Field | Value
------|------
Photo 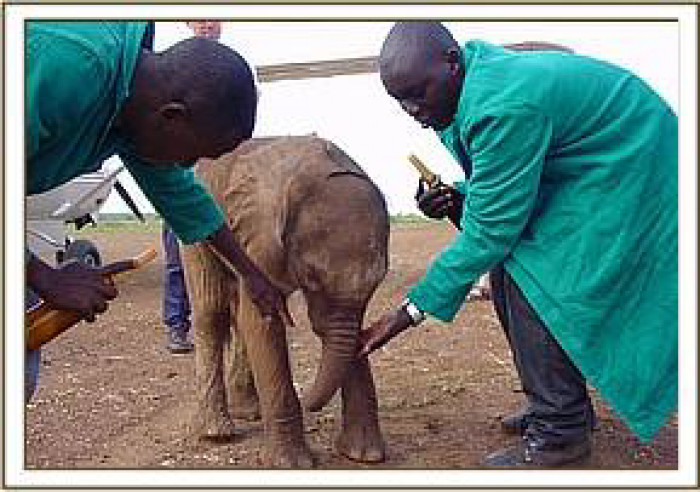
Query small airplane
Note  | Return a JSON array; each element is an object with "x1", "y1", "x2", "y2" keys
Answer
[{"x1": 26, "y1": 164, "x2": 144, "y2": 266}]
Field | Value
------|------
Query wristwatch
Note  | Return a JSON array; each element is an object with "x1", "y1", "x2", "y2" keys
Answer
[{"x1": 401, "y1": 299, "x2": 426, "y2": 326}]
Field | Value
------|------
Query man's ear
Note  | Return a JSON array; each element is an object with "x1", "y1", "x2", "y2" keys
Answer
[{"x1": 158, "y1": 102, "x2": 188, "y2": 121}]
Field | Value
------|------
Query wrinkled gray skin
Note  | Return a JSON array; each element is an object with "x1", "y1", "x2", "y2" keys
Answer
[{"x1": 183, "y1": 136, "x2": 389, "y2": 467}]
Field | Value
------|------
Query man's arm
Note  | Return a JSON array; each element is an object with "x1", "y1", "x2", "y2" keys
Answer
[
  {"x1": 408, "y1": 106, "x2": 552, "y2": 322},
  {"x1": 205, "y1": 224, "x2": 293, "y2": 325},
  {"x1": 359, "y1": 106, "x2": 553, "y2": 356}
]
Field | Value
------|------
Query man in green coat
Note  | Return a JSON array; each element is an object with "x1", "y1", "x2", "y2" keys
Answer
[
  {"x1": 359, "y1": 22, "x2": 677, "y2": 467},
  {"x1": 25, "y1": 22, "x2": 291, "y2": 401}
]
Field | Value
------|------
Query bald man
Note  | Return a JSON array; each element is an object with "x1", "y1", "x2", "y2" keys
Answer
[
  {"x1": 359, "y1": 22, "x2": 677, "y2": 467},
  {"x1": 26, "y1": 21, "x2": 290, "y2": 400}
]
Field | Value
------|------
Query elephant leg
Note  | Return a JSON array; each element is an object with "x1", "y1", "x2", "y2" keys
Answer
[
  {"x1": 304, "y1": 295, "x2": 385, "y2": 462},
  {"x1": 238, "y1": 288, "x2": 314, "y2": 468},
  {"x1": 335, "y1": 354, "x2": 386, "y2": 463},
  {"x1": 183, "y1": 246, "x2": 236, "y2": 439},
  {"x1": 224, "y1": 284, "x2": 261, "y2": 421}
]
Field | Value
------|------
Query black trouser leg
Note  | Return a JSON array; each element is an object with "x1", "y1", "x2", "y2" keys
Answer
[
  {"x1": 493, "y1": 267, "x2": 592, "y2": 445},
  {"x1": 490, "y1": 264, "x2": 532, "y2": 433},
  {"x1": 489, "y1": 264, "x2": 510, "y2": 341}
]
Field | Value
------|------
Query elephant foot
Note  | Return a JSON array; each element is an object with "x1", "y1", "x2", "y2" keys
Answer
[
  {"x1": 263, "y1": 440, "x2": 316, "y2": 468},
  {"x1": 335, "y1": 425, "x2": 386, "y2": 463},
  {"x1": 190, "y1": 406, "x2": 238, "y2": 441},
  {"x1": 262, "y1": 415, "x2": 315, "y2": 468}
]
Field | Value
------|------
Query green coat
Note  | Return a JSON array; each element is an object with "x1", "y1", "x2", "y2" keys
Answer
[
  {"x1": 26, "y1": 21, "x2": 224, "y2": 244},
  {"x1": 407, "y1": 41, "x2": 677, "y2": 440}
]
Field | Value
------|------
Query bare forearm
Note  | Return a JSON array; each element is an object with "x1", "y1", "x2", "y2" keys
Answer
[
  {"x1": 205, "y1": 223, "x2": 294, "y2": 326},
  {"x1": 205, "y1": 223, "x2": 260, "y2": 278}
]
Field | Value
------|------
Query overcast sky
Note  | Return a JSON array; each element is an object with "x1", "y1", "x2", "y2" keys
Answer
[{"x1": 100, "y1": 18, "x2": 680, "y2": 215}]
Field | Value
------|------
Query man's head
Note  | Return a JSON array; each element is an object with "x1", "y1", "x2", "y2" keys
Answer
[
  {"x1": 379, "y1": 22, "x2": 464, "y2": 131},
  {"x1": 119, "y1": 36, "x2": 257, "y2": 165},
  {"x1": 186, "y1": 20, "x2": 222, "y2": 41}
]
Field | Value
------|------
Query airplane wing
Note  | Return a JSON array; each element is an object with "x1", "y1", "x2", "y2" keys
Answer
[{"x1": 49, "y1": 165, "x2": 144, "y2": 223}]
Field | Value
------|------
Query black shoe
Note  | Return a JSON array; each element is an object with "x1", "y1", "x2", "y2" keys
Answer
[
  {"x1": 501, "y1": 405, "x2": 599, "y2": 435},
  {"x1": 483, "y1": 434, "x2": 592, "y2": 468},
  {"x1": 167, "y1": 329, "x2": 194, "y2": 354},
  {"x1": 501, "y1": 405, "x2": 532, "y2": 435}
]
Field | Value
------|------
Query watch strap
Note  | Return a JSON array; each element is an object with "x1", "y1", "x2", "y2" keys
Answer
[{"x1": 401, "y1": 299, "x2": 426, "y2": 326}]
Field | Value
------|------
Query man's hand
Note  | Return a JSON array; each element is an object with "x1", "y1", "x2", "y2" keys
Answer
[
  {"x1": 357, "y1": 307, "x2": 413, "y2": 358},
  {"x1": 27, "y1": 257, "x2": 118, "y2": 322},
  {"x1": 243, "y1": 270, "x2": 294, "y2": 326},
  {"x1": 415, "y1": 179, "x2": 465, "y2": 226}
]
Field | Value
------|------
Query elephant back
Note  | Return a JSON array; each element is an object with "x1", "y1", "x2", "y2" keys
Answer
[{"x1": 194, "y1": 135, "x2": 384, "y2": 289}]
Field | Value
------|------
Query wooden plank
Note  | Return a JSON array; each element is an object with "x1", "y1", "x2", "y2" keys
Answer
[{"x1": 256, "y1": 56, "x2": 378, "y2": 82}]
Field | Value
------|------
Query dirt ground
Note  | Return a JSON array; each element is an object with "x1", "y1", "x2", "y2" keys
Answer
[{"x1": 25, "y1": 222, "x2": 677, "y2": 474}]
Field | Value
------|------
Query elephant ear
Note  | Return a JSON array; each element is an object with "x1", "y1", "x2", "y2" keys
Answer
[{"x1": 322, "y1": 140, "x2": 369, "y2": 180}]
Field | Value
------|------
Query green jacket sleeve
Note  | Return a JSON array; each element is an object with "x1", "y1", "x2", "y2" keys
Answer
[
  {"x1": 408, "y1": 106, "x2": 552, "y2": 321},
  {"x1": 120, "y1": 155, "x2": 224, "y2": 244}
]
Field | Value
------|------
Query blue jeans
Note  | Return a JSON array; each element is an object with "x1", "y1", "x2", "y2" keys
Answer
[
  {"x1": 162, "y1": 224, "x2": 191, "y2": 333},
  {"x1": 25, "y1": 288, "x2": 42, "y2": 402}
]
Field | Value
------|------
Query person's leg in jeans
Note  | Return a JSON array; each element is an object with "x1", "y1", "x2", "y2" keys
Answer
[
  {"x1": 25, "y1": 288, "x2": 42, "y2": 402},
  {"x1": 162, "y1": 224, "x2": 193, "y2": 353},
  {"x1": 484, "y1": 270, "x2": 594, "y2": 467}
]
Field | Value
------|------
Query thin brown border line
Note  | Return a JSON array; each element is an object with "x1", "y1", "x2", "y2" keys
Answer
[
  {"x1": 7, "y1": 16, "x2": 686, "y2": 21},
  {"x1": 12, "y1": 14, "x2": 689, "y2": 483},
  {"x1": 7, "y1": 4, "x2": 694, "y2": 489},
  {"x1": 0, "y1": 1, "x2": 5, "y2": 488},
  {"x1": 2, "y1": 0, "x2": 700, "y2": 5}
]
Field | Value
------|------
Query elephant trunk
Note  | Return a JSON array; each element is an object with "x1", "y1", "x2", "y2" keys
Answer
[{"x1": 303, "y1": 320, "x2": 359, "y2": 412}]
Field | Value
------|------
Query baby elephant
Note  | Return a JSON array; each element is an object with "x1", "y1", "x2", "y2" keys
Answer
[{"x1": 182, "y1": 136, "x2": 389, "y2": 467}]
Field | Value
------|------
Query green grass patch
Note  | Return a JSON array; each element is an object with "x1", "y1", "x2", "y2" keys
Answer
[
  {"x1": 71, "y1": 215, "x2": 163, "y2": 235},
  {"x1": 71, "y1": 213, "x2": 433, "y2": 236},
  {"x1": 389, "y1": 213, "x2": 431, "y2": 224}
]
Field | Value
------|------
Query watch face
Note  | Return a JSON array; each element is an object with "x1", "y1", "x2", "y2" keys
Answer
[{"x1": 402, "y1": 301, "x2": 424, "y2": 326}]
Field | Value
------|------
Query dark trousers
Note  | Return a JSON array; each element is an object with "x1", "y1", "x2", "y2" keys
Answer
[
  {"x1": 490, "y1": 264, "x2": 593, "y2": 445},
  {"x1": 161, "y1": 224, "x2": 191, "y2": 332}
]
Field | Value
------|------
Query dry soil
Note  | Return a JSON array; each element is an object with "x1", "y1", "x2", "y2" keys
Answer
[{"x1": 25, "y1": 222, "x2": 678, "y2": 475}]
